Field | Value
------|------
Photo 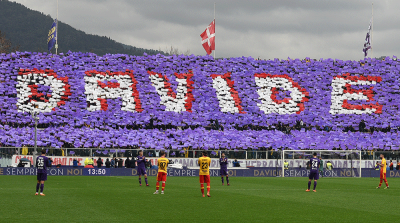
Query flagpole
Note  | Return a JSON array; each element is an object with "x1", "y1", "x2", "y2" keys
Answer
[
  {"x1": 55, "y1": 0, "x2": 59, "y2": 55},
  {"x1": 371, "y1": 2, "x2": 373, "y2": 58},
  {"x1": 214, "y1": 2, "x2": 215, "y2": 59}
]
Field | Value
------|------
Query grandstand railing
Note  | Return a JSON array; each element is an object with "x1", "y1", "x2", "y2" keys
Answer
[{"x1": 2, "y1": 147, "x2": 399, "y2": 161}]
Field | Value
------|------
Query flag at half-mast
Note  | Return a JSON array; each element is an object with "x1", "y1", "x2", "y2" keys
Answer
[
  {"x1": 200, "y1": 20, "x2": 215, "y2": 55},
  {"x1": 363, "y1": 19, "x2": 372, "y2": 57},
  {"x1": 47, "y1": 19, "x2": 57, "y2": 52}
]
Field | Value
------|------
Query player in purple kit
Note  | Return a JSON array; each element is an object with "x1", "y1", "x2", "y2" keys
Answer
[
  {"x1": 136, "y1": 150, "x2": 149, "y2": 186},
  {"x1": 219, "y1": 153, "x2": 229, "y2": 186},
  {"x1": 35, "y1": 150, "x2": 49, "y2": 196},
  {"x1": 306, "y1": 152, "x2": 320, "y2": 192}
]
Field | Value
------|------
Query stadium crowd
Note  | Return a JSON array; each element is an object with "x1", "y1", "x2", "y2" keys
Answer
[{"x1": 0, "y1": 52, "x2": 399, "y2": 155}]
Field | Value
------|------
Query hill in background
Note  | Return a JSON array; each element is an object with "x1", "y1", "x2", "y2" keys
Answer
[{"x1": 0, "y1": 0, "x2": 164, "y2": 56}]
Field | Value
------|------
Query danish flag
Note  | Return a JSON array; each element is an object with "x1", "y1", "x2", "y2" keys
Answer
[{"x1": 200, "y1": 20, "x2": 215, "y2": 55}]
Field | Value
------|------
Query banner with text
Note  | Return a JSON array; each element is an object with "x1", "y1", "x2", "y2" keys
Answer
[
  {"x1": 2, "y1": 167, "x2": 400, "y2": 178},
  {"x1": 12, "y1": 155, "x2": 379, "y2": 169}
]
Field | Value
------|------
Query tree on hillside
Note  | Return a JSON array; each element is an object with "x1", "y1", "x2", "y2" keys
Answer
[
  {"x1": 162, "y1": 46, "x2": 191, "y2": 56},
  {"x1": 0, "y1": 1, "x2": 164, "y2": 56},
  {"x1": 0, "y1": 31, "x2": 19, "y2": 53}
]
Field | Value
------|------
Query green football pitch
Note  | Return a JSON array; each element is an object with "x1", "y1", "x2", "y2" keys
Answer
[{"x1": 0, "y1": 176, "x2": 399, "y2": 222}]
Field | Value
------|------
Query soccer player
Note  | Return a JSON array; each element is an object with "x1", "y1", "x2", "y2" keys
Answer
[
  {"x1": 219, "y1": 153, "x2": 229, "y2": 186},
  {"x1": 198, "y1": 151, "x2": 211, "y2": 197},
  {"x1": 137, "y1": 150, "x2": 149, "y2": 186},
  {"x1": 154, "y1": 151, "x2": 169, "y2": 194},
  {"x1": 306, "y1": 152, "x2": 320, "y2": 192},
  {"x1": 376, "y1": 154, "x2": 389, "y2": 189},
  {"x1": 35, "y1": 150, "x2": 49, "y2": 196}
]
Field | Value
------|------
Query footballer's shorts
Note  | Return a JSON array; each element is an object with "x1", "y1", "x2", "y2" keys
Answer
[
  {"x1": 137, "y1": 167, "x2": 147, "y2": 176},
  {"x1": 157, "y1": 172, "x2": 167, "y2": 182},
  {"x1": 199, "y1": 175, "x2": 210, "y2": 183},
  {"x1": 309, "y1": 171, "x2": 319, "y2": 180},
  {"x1": 220, "y1": 169, "x2": 228, "y2": 176},
  {"x1": 380, "y1": 172, "x2": 386, "y2": 180},
  {"x1": 37, "y1": 173, "x2": 47, "y2": 181}
]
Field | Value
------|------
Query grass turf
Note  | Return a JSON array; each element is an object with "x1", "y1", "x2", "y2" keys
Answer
[{"x1": 0, "y1": 176, "x2": 399, "y2": 222}]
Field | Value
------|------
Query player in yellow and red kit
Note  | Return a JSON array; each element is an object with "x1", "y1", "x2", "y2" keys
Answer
[
  {"x1": 376, "y1": 153, "x2": 389, "y2": 189},
  {"x1": 154, "y1": 151, "x2": 169, "y2": 194},
  {"x1": 198, "y1": 151, "x2": 211, "y2": 197}
]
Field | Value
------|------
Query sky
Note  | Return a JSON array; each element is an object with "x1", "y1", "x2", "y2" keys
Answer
[{"x1": 11, "y1": 0, "x2": 400, "y2": 60}]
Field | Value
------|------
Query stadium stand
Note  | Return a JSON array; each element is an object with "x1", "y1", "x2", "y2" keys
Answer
[{"x1": 0, "y1": 52, "x2": 399, "y2": 150}]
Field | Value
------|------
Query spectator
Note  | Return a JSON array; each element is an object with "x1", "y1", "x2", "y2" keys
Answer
[
  {"x1": 277, "y1": 122, "x2": 283, "y2": 131},
  {"x1": 125, "y1": 157, "x2": 131, "y2": 168},
  {"x1": 114, "y1": 158, "x2": 118, "y2": 168},
  {"x1": 21, "y1": 145, "x2": 28, "y2": 155},
  {"x1": 232, "y1": 159, "x2": 240, "y2": 167},
  {"x1": 370, "y1": 126, "x2": 375, "y2": 133},
  {"x1": 118, "y1": 158, "x2": 123, "y2": 168},
  {"x1": 268, "y1": 149, "x2": 274, "y2": 159},
  {"x1": 368, "y1": 150, "x2": 373, "y2": 160},
  {"x1": 359, "y1": 120, "x2": 366, "y2": 132},
  {"x1": 319, "y1": 157, "x2": 324, "y2": 177},
  {"x1": 105, "y1": 158, "x2": 111, "y2": 168},
  {"x1": 344, "y1": 126, "x2": 355, "y2": 132},
  {"x1": 110, "y1": 158, "x2": 115, "y2": 168},
  {"x1": 323, "y1": 125, "x2": 331, "y2": 132},
  {"x1": 146, "y1": 159, "x2": 152, "y2": 169},
  {"x1": 17, "y1": 160, "x2": 25, "y2": 167},
  {"x1": 96, "y1": 157, "x2": 103, "y2": 168},
  {"x1": 389, "y1": 160, "x2": 393, "y2": 170},
  {"x1": 73, "y1": 159, "x2": 78, "y2": 168}
]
